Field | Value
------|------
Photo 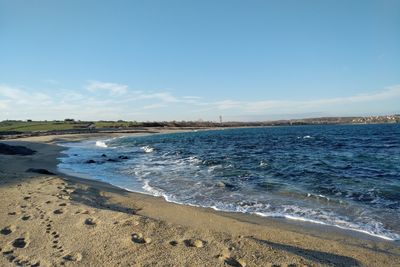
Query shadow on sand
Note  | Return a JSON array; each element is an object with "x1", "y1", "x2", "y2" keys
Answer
[
  {"x1": 251, "y1": 237, "x2": 361, "y2": 267},
  {"x1": 67, "y1": 181, "x2": 142, "y2": 215}
]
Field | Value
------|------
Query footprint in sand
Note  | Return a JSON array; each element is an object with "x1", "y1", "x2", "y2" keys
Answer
[
  {"x1": 12, "y1": 237, "x2": 28, "y2": 248},
  {"x1": 23, "y1": 196, "x2": 31, "y2": 200},
  {"x1": 224, "y1": 257, "x2": 246, "y2": 267},
  {"x1": 217, "y1": 253, "x2": 246, "y2": 267},
  {"x1": 59, "y1": 203, "x2": 67, "y2": 207},
  {"x1": 84, "y1": 218, "x2": 97, "y2": 226},
  {"x1": 0, "y1": 225, "x2": 15, "y2": 235},
  {"x1": 21, "y1": 215, "x2": 31, "y2": 221},
  {"x1": 2, "y1": 250, "x2": 16, "y2": 263},
  {"x1": 53, "y1": 209, "x2": 64, "y2": 215},
  {"x1": 169, "y1": 240, "x2": 179, "y2": 246},
  {"x1": 2, "y1": 249, "x2": 40, "y2": 266},
  {"x1": 131, "y1": 233, "x2": 152, "y2": 244},
  {"x1": 62, "y1": 252, "x2": 82, "y2": 262},
  {"x1": 49, "y1": 229, "x2": 63, "y2": 253}
]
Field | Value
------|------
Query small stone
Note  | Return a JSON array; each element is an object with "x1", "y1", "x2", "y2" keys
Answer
[{"x1": 192, "y1": 239, "x2": 204, "y2": 248}]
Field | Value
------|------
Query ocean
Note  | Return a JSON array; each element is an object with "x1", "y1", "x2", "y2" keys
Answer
[{"x1": 58, "y1": 124, "x2": 400, "y2": 241}]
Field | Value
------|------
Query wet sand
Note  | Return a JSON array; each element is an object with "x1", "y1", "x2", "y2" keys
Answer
[{"x1": 0, "y1": 134, "x2": 399, "y2": 266}]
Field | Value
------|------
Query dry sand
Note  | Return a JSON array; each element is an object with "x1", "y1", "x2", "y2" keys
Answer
[{"x1": 1, "y1": 134, "x2": 400, "y2": 266}]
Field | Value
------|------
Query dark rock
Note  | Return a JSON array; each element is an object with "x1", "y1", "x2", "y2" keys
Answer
[
  {"x1": 26, "y1": 168, "x2": 55, "y2": 175},
  {"x1": 85, "y1": 159, "x2": 96, "y2": 164},
  {"x1": 101, "y1": 154, "x2": 107, "y2": 157},
  {"x1": 118, "y1": 155, "x2": 129, "y2": 160},
  {"x1": 215, "y1": 181, "x2": 235, "y2": 189},
  {"x1": 107, "y1": 158, "x2": 119, "y2": 162},
  {"x1": 0, "y1": 143, "x2": 36, "y2": 156}
]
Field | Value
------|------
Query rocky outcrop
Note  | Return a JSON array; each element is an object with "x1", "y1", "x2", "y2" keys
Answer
[
  {"x1": 0, "y1": 143, "x2": 36, "y2": 155},
  {"x1": 26, "y1": 168, "x2": 55, "y2": 175}
]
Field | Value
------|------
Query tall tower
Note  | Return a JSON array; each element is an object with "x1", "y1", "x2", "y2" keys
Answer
[{"x1": 219, "y1": 115, "x2": 222, "y2": 124}]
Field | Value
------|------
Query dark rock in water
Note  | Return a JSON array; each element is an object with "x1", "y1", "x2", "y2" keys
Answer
[
  {"x1": 85, "y1": 159, "x2": 96, "y2": 164},
  {"x1": 216, "y1": 181, "x2": 226, "y2": 187},
  {"x1": 0, "y1": 143, "x2": 36, "y2": 156},
  {"x1": 216, "y1": 181, "x2": 235, "y2": 189},
  {"x1": 203, "y1": 159, "x2": 221, "y2": 166},
  {"x1": 118, "y1": 155, "x2": 129, "y2": 160},
  {"x1": 26, "y1": 168, "x2": 55, "y2": 175},
  {"x1": 107, "y1": 158, "x2": 119, "y2": 162},
  {"x1": 101, "y1": 154, "x2": 107, "y2": 157}
]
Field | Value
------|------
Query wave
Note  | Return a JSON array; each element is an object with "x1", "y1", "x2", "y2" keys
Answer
[
  {"x1": 139, "y1": 185, "x2": 399, "y2": 241},
  {"x1": 95, "y1": 140, "x2": 108, "y2": 148},
  {"x1": 141, "y1": 146, "x2": 154, "y2": 153},
  {"x1": 136, "y1": 180, "x2": 400, "y2": 241},
  {"x1": 57, "y1": 125, "x2": 400, "y2": 242},
  {"x1": 259, "y1": 160, "x2": 268, "y2": 167}
]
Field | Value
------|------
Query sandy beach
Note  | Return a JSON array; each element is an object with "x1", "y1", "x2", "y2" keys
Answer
[{"x1": 1, "y1": 133, "x2": 400, "y2": 267}]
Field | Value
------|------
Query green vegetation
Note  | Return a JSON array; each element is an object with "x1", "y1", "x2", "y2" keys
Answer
[
  {"x1": 94, "y1": 121, "x2": 138, "y2": 128},
  {"x1": 0, "y1": 121, "x2": 89, "y2": 132},
  {"x1": 0, "y1": 120, "x2": 140, "y2": 133},
  {"x1": 1, "y1": 115, "x2": 399, "y2": 135}
]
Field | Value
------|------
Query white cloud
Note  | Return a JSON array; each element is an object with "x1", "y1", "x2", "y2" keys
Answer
[
  {"x1": 182, "y1": 96, "x2": 202, "y2": 100},
  {"x1": 0, "y1": 85, "x2": 53, "y2": 105},
  {"x1": 0, "y1": 101, "x2": 7, "y2": 109},
  {"x1": 86, "y1": 80, "x2": 128, "y2": 95},
  {"x1": 1, "y1": 83, "x2": 399, "y2": 121},
  {"x1": 135, "y1": 92, "x2": 178, "y2": 102},
  {"x1": 0, "y1": 85, "x2": 26, "y2": 100},
  {"x1": 141, "y1": 103, "x2": 167, "y2": 110},
  {"x1": 211, "y1": 85, "x2": 400, "y2": 114}
]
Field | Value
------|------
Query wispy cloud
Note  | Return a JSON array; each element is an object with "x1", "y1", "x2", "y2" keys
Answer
[
  {"x1": 134, "y1": 92, "x2": 178, "y2": 102},
  {"x1": 1, "y1": 82, "x2": 399, "y2": 121},
  {"x1": 0, "y1": 83, "x2": 201, "y2": 120},
  {"x1": 86, "y1": 80, "x2": 128, "y2": 95},
  {"x1": 211, "y1": 85, "x2": 400, "y2": 114},
  {"x1": 141, "y1": 103, "x2": 167, "y2": 110}
]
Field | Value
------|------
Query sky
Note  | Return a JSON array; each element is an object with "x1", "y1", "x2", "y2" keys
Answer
[{"x1": 0, "y1": 0, "x2": 399, "y2": 121}]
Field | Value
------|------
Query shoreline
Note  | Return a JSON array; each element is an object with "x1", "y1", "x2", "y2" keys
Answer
[
  {"x1": 1, "y1": 134, "x2": 400, "y2": 266},
  {"x1": 56, "y1": 131, "x2": 399, "y2": 243}
]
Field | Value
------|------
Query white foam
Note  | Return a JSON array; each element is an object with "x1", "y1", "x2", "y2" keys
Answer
[
  {"x1": 142, "y1": 180, "x2": 164, "y2": 197},
  {"x1": 141, "y1": 146, "x2": 154, "y2": 153},
  {"x1": 95, "y1": 140, "x2": 108, "y2": 148},
  {"x1": 187, "y1": 156, "x2": 201, "y2": 164},
  {"x1": 57, "y1": 138, "x2": 400, "y2": 242},
  {"x1": 259, "y1": 161, "x2": 268, "y2": 167}
]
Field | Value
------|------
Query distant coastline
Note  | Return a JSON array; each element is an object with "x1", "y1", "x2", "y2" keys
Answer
[{"x1": 1, "y1": 114, "x2": 399, "y2": 140}]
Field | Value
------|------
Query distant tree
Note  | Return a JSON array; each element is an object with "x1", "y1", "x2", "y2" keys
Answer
[
  {"x1": 64, "y1": 118, "x2": 75, "y2": 122},
  {"x1": 27, "y1": 119, "x2": 32, "y2": 122}
]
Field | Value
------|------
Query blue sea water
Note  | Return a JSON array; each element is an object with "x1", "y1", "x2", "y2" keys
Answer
[{"x1": 58, "y1": 124, "x2": 400, "y2": 240}]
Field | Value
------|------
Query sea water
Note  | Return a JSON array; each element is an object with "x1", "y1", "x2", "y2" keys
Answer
[{"x1": 58, "y1": 124, "x2": 400, "y2": 240}]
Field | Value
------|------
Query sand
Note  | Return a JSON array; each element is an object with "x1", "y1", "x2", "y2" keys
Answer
[{"x1": 0, "y1": 134, "x2": 400, "y2": 267}]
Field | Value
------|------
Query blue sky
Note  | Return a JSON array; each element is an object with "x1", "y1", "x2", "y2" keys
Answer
[{"x1": 0, "y1": 0, "x2": 399, "y2": 121}]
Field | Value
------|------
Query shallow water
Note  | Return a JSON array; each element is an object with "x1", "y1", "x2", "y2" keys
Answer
[{"x1": 58, "y1": 124, "x2": 400, "y2": 240}]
